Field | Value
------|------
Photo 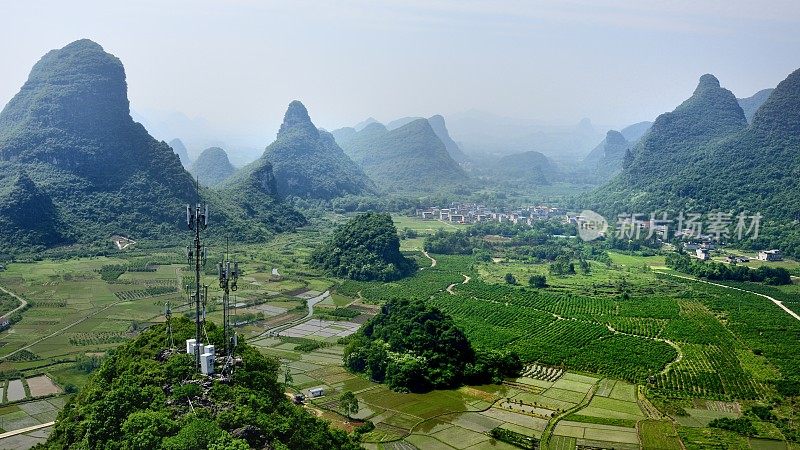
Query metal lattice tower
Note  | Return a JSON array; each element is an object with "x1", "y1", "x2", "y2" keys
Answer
[
  {"x1": 165, "y1": 301, "x2": 174, "y2": 349},
  {"x1": 186, "y1": 202, "x2": 208, "y2": 371},
  {"x1": 218, "y1": 240, "x2": 239, "y2": 375}
]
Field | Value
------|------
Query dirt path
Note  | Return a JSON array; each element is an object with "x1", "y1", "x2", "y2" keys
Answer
[
  {"x1": 658, "y1": 271, "x2": 800, "y2": 321},
  {"x1": 422, "y1": 251, "x2": 437, "y2": 268},
  {"x1": 0, "y1": 285, "x2": 28, "y2": 320},
  {"x1": 446, "y1": 275, "x2": 471, "y2": 295},
  {"x1": 604, "y1": 323, "x2": 683, "y2": 375},
  {"x1": 251, "y1": 291, "x2": 330, "y2": 339},
  {"x1": 0, "y1": 421, "x2": 54, "y2": 440},
  {"x1": 541, "y1": 380, "x2": 599, "y2": 448}
]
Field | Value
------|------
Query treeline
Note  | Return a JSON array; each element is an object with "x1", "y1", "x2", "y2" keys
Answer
[
  {"x1": 665, "y1": 252, "x2": 791, "y2": 285},
  {"x1": 343, "y1": 299, "x2": 521, "y2": 393}
]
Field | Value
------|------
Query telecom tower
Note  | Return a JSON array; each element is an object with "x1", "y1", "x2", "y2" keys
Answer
[
  {"x1": 164, "y1": 301, "x2": 174, "y2": 349},
  {"x1": 218, "y1": 243, "x2": 239, "y2": 375},
  {"x1": 185, "y1": 202, "x2": 208, "y2": 370}
]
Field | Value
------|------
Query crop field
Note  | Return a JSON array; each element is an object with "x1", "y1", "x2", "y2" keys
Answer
[
  {"x1": 259, "y1": 332, "x2": 664, "y2": 450},
  {"x1": 0, "y1": 228, "x2": 797, "y2": 448}
]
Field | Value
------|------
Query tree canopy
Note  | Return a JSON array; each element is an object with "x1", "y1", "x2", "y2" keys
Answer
[
  {"x1": 343, "y1": 298, "x2": 520, "y2": 392},
  {"x1": 310, "y1": 213, "x2": 417, "y2": 281}
]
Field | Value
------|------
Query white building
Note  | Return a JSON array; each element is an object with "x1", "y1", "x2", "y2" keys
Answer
[
  {"x1": 696, "y1": 248, "x2": 710, "y2": 261},
  {"x1": 758, "y1": 249, "x2": 783, "y2": 261},
  {"x1": 309, "y1": 387, "x2": 325, "y2": 398}
]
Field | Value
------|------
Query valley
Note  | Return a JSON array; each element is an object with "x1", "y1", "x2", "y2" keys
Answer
[
  {"x1": 0, "y1": 5, "x2": 799, "y2": 448},
  {"x1": 0, "y1": 216, "x2": 796, "y2": 449}
]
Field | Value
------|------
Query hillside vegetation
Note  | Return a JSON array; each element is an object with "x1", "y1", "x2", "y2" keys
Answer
[
  {"x1": 310, "y1": 213, "x2": 417, "y2": 281},
  {"x1": 587, "y1": 69, "x2": 800, "y2": 255},
  {"x1": 190, "y1": 147, "x2": 236, "y2": 187},
  {"x1": 0, "y1": 39, "x2": 303, "y2": 254},
  {"x1": 38, "y1": 317, "x2": 360, "y2": 449},
  {"x1": 343, "y1": 298, "x2": 521, "y2": 392}
]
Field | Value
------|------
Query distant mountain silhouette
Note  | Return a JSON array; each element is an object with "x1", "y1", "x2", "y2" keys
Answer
[
  {"x1": 190, "y1": 147, "x2": 236, "y2": 187},
  {"x1": 446, "y1": 111, "x2": 603, "y2": 162},
  {"x1": 168, "y1": 138, "x2": 192, "y2": 167}
]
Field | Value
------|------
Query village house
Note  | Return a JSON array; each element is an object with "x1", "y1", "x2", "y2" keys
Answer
[{"x1": 758, "y1": 249, "x2": 783, "y2": 261}]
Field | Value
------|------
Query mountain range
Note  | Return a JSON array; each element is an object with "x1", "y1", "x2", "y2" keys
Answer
[
  {"x1": 587, "y1": 70, "x2": 800, "y2": 254},
  {"x1": 333, "y1": 119, "x2": 466, "y2": 193},
  {"x1": 0, "y1": 39, "x2": 302, "y2": 252},
  {"x1": 445, "y1": 111, "x2": 605, "y2": 162}
]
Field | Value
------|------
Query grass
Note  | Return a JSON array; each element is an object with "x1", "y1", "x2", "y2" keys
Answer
[
  {"x1": 639, "y1": 420, "x2": 683, "y2": 450},
  {"x1": 678, "y1": 426, "x2": 750, "y2": 450}
]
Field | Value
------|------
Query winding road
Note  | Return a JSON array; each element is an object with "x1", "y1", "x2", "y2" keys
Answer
[
  {"x1": 658, "y1": 272, "x2": 800, "y2": 321},
  {"x1": 251, "y1": 290, "x2": 330, "y2": 339},
  {"x1": 0, "y1": 285, "x2": 28, "y2": 321},
  {"x1": 422, "y1": 251, "x2": 437, "y2": 268}
]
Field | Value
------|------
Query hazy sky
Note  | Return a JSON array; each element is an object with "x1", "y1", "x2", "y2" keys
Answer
[{"x1": 2, "y1": 0, "x2": 799, "y2": 149}]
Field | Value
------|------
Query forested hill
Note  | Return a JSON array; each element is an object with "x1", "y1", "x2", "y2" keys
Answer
[
  {"x1": 261, "y1": 101, "x2": 376, "y2": 199},
  {"x1": 39, "y1": 317, "x2": 360, "y2": 449},
  {"x1": 190, "y1": 147, "x2": 236, "y2": 187},
  {"x1": 585, "y1": 74, "x2": 747, "y2": 212},
  {"x1": 0, "y1": 39, "x2": 303, "y2": 253},
  {"x1": 0, "y1": 39, "x2": 201, "y2": 250},
  {"x1": 586, "y1": 69, "x2": 800, "y2": 255},
  {"x1": 491, "y1": 150, "x2": 554, "y2": 185},
  {"x1": 582, "y1": 130, "x2": 632, "y2": 178},
  {"x1": 334, "y1": 118, "x2": 467, "y2": 193},
  {"x1": 427, "y1": 115, "x2": 468, "y2": 162}
]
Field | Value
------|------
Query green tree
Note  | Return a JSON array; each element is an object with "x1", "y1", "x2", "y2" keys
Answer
[
  {"x1": 284, "y1": 365, "x2": 293, "y2": 386},
  {"x1": 528, "y1": 274, "x2": 547, "y2": 288},
  {"x1": 504, "y1": 273, "x2": 517, "y2": 285},
  {"x1": 339, "y1": 391, "x2": 359, "y2": 419}
]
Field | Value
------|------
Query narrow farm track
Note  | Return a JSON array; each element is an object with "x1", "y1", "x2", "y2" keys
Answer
[
  {"x1": 605, "y1": 323, "x2": 683, "y2": 375},
  {"x1": 446, "y1": 274, "x2": 471, "y2": 295},
  {"x1": 0, "y1": 285, "x2": 28, "y2": 320},
  {"x1": 0, "y1": 421, "x2": 54, "y2": 440},
  {"x1": 250, "y1": 291, "x2": 330, "y2": 340},
  {"x1": 658, "y1": 271, "x2": 800, "y2": 321},
  {"x1": 422, "y1": 251, "x2": 437, "y2": 268},
  {"x1": 541, "y1": 380, "x2": 599, "y2": 448}
]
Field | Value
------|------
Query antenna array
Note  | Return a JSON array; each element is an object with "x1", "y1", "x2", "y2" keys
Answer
[
  {"x1": 218, "y1": 240, "x2": 239, "y2": 375},
  {"x1": 186, "y1": 202, "x2": 208, "y2": 370}
]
